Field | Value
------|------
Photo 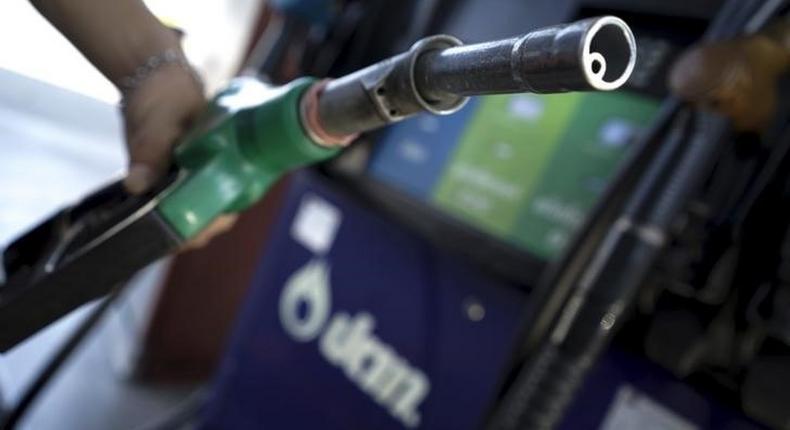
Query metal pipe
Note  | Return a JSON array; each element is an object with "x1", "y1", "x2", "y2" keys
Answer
[
  {"x1": 417, "y1": 16, "x2": 635, "y2": 99},
  {"x1": 309, "y1": 16, "x2": 636, "y2": 142}
]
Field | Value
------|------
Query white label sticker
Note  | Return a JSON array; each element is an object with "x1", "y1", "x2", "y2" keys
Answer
[
  {"x1": 600, "y1": 385, "x2": 698, "y2": 430},
  {"x1": 291, "y1": 195, "x2": 341, "y2": 254}
]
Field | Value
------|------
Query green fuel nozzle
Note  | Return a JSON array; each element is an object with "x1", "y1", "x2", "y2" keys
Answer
[{"x1": 157, "y1": 16, "x2": 636, "y2": 240}]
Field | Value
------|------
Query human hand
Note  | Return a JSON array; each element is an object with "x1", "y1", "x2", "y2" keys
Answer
[
  {"x1": 122, "y1": 61, "x2": 204, "y2": 193},
  {"x1": 32, "y1": 0, "x2": 238, "y2": 248},
  {"x1": 121, "y1": 61, "x2": 238, "y2": 248}
]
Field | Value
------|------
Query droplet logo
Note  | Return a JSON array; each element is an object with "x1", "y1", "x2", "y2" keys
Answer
[{"x1": 279, "y1": 259, "x2": 331, "y2": 342}]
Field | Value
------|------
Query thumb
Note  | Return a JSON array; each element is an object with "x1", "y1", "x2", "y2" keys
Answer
[
  {"x1": 124, "y1": 121, "x2": 182, "y2": 194},
  {"x1": 125, "y1": 163, "x2": 160, "y2": 195}
]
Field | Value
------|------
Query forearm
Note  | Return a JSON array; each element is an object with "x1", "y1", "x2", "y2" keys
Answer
[{"x1": 31, "y1": 0, "x2": 181, "y2": 88}]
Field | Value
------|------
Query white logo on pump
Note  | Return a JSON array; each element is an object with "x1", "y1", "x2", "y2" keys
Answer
[
  {"x1": 280, "y1": 259, "x2": 430, "y2": 428},
  {"x1": 279, "y1": 259, "x2": 331, "y2": 342}
]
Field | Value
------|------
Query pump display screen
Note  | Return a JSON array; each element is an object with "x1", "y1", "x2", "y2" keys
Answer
[{"x1": 367, "y1": 91, "x2": 660, "y2": 260}]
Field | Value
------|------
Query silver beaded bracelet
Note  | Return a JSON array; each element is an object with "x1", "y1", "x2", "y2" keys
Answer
[{"x1": 118, "y1": 48, "x2": 203, "y2": 95}]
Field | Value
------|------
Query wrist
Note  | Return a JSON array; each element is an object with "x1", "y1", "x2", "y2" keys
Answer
[
  {"x1": 118, "y1": 48, "x2": 203, "y2": 99},
  {"x1": 109, "y1": 24, "x2": 183, "y2": 87}
]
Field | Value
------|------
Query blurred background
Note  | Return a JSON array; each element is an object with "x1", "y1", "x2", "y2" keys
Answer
[{"x1": 1, "y1": 0, "x2": 790, "y2": 429}]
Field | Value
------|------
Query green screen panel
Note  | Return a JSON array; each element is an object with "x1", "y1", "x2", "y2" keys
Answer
[
  {"x1": 367, "y1": 88, "x2": 660, "y2": 262},
  {"x1": 432, "y1": 93, "x2": 583, "y2": 237},
  {"x1": 512, "y1": 92, "x2": 660, "y2": 259},
  {"x1": 430, "y1": 91, "x2": 659, "y2": 260}
]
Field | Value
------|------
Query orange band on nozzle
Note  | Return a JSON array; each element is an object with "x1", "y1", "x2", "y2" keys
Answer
[{"x1": 300, "y1": 80, "x2": 359, "y2": 148}]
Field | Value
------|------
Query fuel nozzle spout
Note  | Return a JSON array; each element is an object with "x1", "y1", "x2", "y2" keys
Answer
[
  {"x1": 417, "y1": 15, "x2": 636, "y2": 98},
  {"x1": 305, "y1": 16, "x2": 636, "y2": 144}
]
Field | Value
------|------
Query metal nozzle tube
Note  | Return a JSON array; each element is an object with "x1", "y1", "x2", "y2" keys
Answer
[
  {"x1": 416, "y1": 16, "x2": 636, "y2": 100},
  {"x1": 310, "y1": 16, "x2": 636, "y2": 143}
]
